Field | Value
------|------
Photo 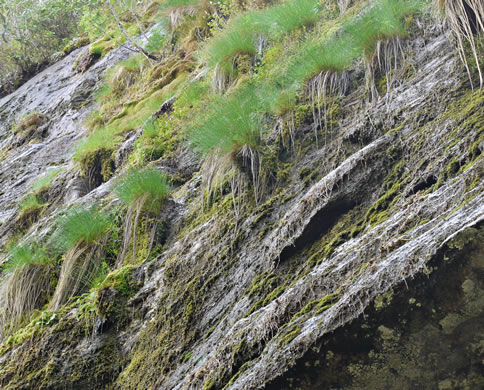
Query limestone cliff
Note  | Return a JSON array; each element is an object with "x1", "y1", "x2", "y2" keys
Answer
[{"x1": 0, "y1": 1, "x2": 482, "y2": 389}]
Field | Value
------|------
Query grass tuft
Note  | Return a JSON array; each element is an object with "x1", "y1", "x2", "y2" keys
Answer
[
  {"x1": 188, "y1": 83, "x2": 263, "y2": 156},
  {"x1": 113, "y1": 167, "x2": 170, "y2": 265},
  {"x1": 113, "y1": 167, "x2": 170, "y2": 214},
  {"x1": 0, "y1": 243, "x2": 53, "y2": 336},
  {"x1": 51, "y1": 206, "x2": 111, "y2": 252},
  {"x1": 31, "y1": 168, "x2": 61, "y2": 193},
  {"x1": 49, "y1": 206, "x2": 111, "y2": 310}
]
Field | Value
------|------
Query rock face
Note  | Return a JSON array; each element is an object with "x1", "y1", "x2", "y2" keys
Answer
[{"x1": 0, "y1": 11, "x2": 483, "y2": 390}]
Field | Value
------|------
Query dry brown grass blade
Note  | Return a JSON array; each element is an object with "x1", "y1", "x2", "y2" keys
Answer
[
  {"x1": 0, "y1": 264, "x2": 51, "y2": 337},
  {"x1": 49, "y1": 242, "x2": 88, "y2": 311},
  {"x1": 435, "y1": 0, "x2": 484, "y2": 88},
  {"x1": 117, "y1": 201, "x2": 137, "y2": 267}
]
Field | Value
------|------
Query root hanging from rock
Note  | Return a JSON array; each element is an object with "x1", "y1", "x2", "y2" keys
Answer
[
  {"x1": 365, "y1": 37, "x2": 406, "y2": 104},
  {"x1": 117, "y1": 194, "x2": 149, "y2": 267},
  {"x1": 307, "y1": 71, "x2": 349, "y2": 143},
  {"x1": 239, "y1": 144, "x2": 264, "y2": 206}
]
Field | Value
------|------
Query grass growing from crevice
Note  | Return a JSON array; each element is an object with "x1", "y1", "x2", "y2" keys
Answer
[
  {"x1": 188, "y1": 82, "x2": 266, "y2": 203},
  {"x1": 189, "y1": 83, "x2": 263, "y2": 156},
  {"x1": 200, "y1": 0, "x2": 323, "y2": 91},
  {"x1": 49, "y1": 206, "x2": 111, "y2": 310},
  {"x1": 0, "y1": 243, "x2": 53, "y2": 337},
  {"x1": 113, "y1": 167, "x2": 170, "y2": 266},
  {"x1": 188, "y1": 0, "x2": 426, "y2": 203},
  {"x1": 16, "y1": 195, "x2": 45, "y2": 228},
  {"x1": 31, "y1": 168, "x2": 61, "y2": 194}
]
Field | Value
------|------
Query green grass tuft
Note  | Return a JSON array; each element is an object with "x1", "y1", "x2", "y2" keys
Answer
[
  {"x1": 74, "y1": 127, "x2": 121, "y2": 163},
  {"x1": 188, "y1": 83, "x2": 264, "y2": 156},
  {"x1": 200, "y1": 0, "x2": 322, "y2": 76},
  {"x1": 6, "y1": 243, "x2": 50, "y2": 271},
  {"x1": 18, "y1": 195, "x2": 43, "y2": 213},
  {"x1": 31, "y1": 168, "x2": 61, "y2": 193},
  {"x1": 113, "y1": 167, "x2": 170, "y2": 214},
  {"x1": 51, "y1": 206, "x2": 111, "y2": 252}
]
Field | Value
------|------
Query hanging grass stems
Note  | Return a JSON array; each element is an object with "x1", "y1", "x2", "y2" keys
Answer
[
  {"x1": 113, "y1": 167, "x2": 170, "y2": 266},
  {"x1": 49, "y1": 206, "x2": 111, "y2": 310}
]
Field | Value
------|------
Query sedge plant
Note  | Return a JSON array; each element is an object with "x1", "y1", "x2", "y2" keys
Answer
[
  {"x1": 188, "y1": 82, "x2": 266, "y2": 204},
  {"x1": 200, "y1": 0, "x2": 322, "y2": 91},
  {"x1": 113, "y1": 167, "x2": 170, "y2": 266},
  {"x1": 49, "y1": 206, "x2": 111, "y2": 310},
  {"x1": 0, "y1": 243, "x2": 53, "y2": 337}
]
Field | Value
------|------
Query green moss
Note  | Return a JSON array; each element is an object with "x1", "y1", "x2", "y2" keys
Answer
[
  {"x1": 99, "y1": 265, "x2": 139, "y2": 297},
  {"x1": 290, "y1": 291, "x2": 339, "y2": 323},
  {"x1": 279, "y1": 324, "x2": 301, "y2": 346},
  {"x1": 63, "y1": 36, "x2": 90, "y2": 54},
  {"x1": 89, "y1": 37, "x2": 116, "y2": 57},
  {"x1": 447, "y1": 227, "x2": 480, "y2": 251}
]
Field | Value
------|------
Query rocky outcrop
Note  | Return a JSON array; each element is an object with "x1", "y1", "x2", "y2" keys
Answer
[{"x1": 0, "y1": 11, "x2": 482, "y2": 390}]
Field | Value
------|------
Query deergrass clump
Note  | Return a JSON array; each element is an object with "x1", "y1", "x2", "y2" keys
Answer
[
  {"x1": 189, "y1": 83, "x2": 263, "y2": 156},
  {"x1": 51, "y1": 206, "x2": 111, "y2": 252},
  {"x1": 258, "y1": 0, "x2": 321, "y2": 39},
  {"x1": 113, "y1": 167, "x2": 170, "y2": 265},
  {"x1": 0, "y1": 243, "x2": 52, "y2": 337},
  {"x1": 201, "y1": 0, "x2": 323, "y2": 90},
  {"x1": 201, "y1": 15, "x2": 258, "y2": 86},
  {"x1": 114, "y1": 167, "x2": 170, "y2": 214},
  {"x1": 188, "y1": 83, "x2": 266, "y2": 204},
  {"x1": 433, "y1": 0, "x2": 484, "y2": 88},
  {"x1": 18, "y1": 195, "x2": 43, "y2": 213},
  {"x1": 16, "y1": 195, "x2": 45, "y2": 227},
  {"x1": 49, "y1": 206, "x2": 111, "y2": 310}
]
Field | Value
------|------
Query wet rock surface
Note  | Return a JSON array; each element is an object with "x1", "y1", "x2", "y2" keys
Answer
[{"x1": 0, "y1": 14, "x2": 482, "y2": 390}]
